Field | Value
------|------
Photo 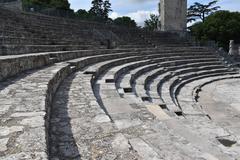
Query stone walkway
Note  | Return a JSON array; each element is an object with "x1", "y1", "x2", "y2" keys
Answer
[{"x1": 0, "y1": 63, "x2": 69, "y2": 160}]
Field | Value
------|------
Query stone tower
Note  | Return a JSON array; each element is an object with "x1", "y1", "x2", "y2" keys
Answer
[{"x1": 160, "y1": 0, "x2": 187, "y2": 31}]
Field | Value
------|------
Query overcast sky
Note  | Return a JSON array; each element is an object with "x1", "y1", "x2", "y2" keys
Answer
[{"x1": 69, "y1": 0, "x2": 240, "y2": 26}]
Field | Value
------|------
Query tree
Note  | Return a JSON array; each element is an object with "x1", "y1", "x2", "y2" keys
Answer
[
  {"x1": 49, "y1": 0, "x2": 70, "y2": 10},
  {"x1": 113, "y1": 16, "x2": 137, "y2": 28},
  {"x1": 89, "y1": 0, "x2": 112, "y2": 22},
  {"x1": 75, "y1": 9, "x2": 93, "y2": 20},
  {"x1": 89, "y1": 0, "x2": 104, "y2": 17},
  {"x1": 144, "y1": 14, "x2": 159, "y2": 31},
  {"x1": 103, "y1": 0, "x2": 112, "y2": 20},
  {"x1": 190, "y1": 11, "x2": 240, "y2": 50},
  {"x1": 187, "y1": 0, "x2": 220, "y2": 23}
]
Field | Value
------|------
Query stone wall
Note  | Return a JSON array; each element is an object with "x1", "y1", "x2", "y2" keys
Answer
[
  {"x1": 0, "y1": 0, "x2": 22, "y2": 11},
  {"x1": 160, "y1": 0, "x2": 187, "y2": 31}
]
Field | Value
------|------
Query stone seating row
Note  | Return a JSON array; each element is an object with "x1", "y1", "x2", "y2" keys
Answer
[
  {"x1": 1, "y1": 8, "x2": 151, "y2": 54},
  {"x1": 1, "y1": 7, "x2": 205, "y2": 56},
  {"x1": 163, "y1": 68, "x2": 235, "y2": 112},
  {"x1": 174, "y1": 72, "x2": 239, "y2": 112},
  {"x1": 88, "y1": 55, "x2": 234, "y2": 117},
  {"x1": 123, "y1": 59, "x2": 228, "y2": 113},
  {"x1": 0, "y1": 36, "x2": 98, "y2": 45},
  {"x1": 1, "y1": 7, "x2": 240, "y2": 159},
  {"x1": 1, "y1": 45, "x2": 239, "y2": 159},
  {"x1": 85, "y1": 51, "x2": 230, "y2": 117},
  {"x1": 73, "y1": 48, "x2": 240, "y2": 160},
  {"x1": 0, "y1": 49, "x2": 157, "y2": 159}
]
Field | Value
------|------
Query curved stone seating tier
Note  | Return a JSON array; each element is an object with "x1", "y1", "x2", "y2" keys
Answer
[
  {"x1": 133, "y1": 57, "x2": 221, "y2": 91},
  {"x1": 156, "y1": 60, "x2": 224, "y2": 95},
  {"x1": 0, "y1": 8, "x2": 151, "y2": 53},
  {"x1": 0, "y1": 44, "x2": 106, "y2": 55},
  {"x1": 0, "y1": 50, "x2": 163, "y2": 158},
  {"x1": 174, "y1": 72, "x2": 239, "y2": 111},
  {"x1": 176, "y1": 74, "x2": 240, "y2": 116},
  {"x1": 117, "y1": 58, "x2": 222, "y2": 101},
  {"x1": 86, "y1": 52, "x2": 226, "y2": 116},
  {"x1": 66, "y1": 50, "x2": 240, "y2": 159},
  {"x1": 0, "y1": 29, "x2": 94, "y2": 41},
  {"x1": 1, "y1": 51, "x2": 240, "y2": 159},
  {"x1": 95, "y1": 53, "x2": 219, "y2": 91},
  {"x1": 161, "y1": 68, "x2": 234, "y2": 113},
  {"x1": 0, "y1": 63, "x2": 72, "y2": 159},
  {"x1": 0, "y1": 48, "x2": 140, "y2": 82},
  {"x1": 146, "y1": 62, "x2": 224, "y2": 99},
  {"x1": 0, "y1": 36, "x2": 99, "y2": 45},
  {"x1": 133, "y1": 64, "x2": 226, "y2": 113},
  {"x1": 1, "y1": 7, "x2": 240, "y2": 159}
]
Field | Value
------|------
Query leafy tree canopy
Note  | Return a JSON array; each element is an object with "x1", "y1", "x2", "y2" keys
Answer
[
  {"x1": 187, "y1": 0, "x2": 220, "y2": 22},
  {"x1": 75, "y1": 9, "x2": 95, "y2": 20},
  {"x1": 88, "y1": 0, "x2": 112, "y2": 21},
  {"x1": 190, "y1": 10, "x2": 240, "y2": 50},
  {"x1": 144, "y1": 14, "x2": 159, "y2": 31},
  {"x1": 113, "y1": 16, "x2": 137, "y2": 28}
]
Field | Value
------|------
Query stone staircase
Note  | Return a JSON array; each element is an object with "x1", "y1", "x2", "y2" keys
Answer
[{"x1": 1, "y1": 7, "x2": 240, "y2": 160}]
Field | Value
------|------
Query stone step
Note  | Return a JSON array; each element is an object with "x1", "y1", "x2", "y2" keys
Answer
[
  {"x1": 0, "y1": 63, "x2": 72, "y2": 159},
  {"x1": 177, "y1": 74, "x2": 240, "y2": 115},
  {"x1": 0, "y1": 44, "x2": 105, "y2": 55},
  {"x1": 0, "y1": 36, "x2": 97, "y2": 45}
]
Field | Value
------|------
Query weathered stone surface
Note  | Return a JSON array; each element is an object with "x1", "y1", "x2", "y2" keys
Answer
[
  {"x1": 20, "y1": 116, "x2": 45, "y2": 128},
  {"x1": 112, "y1": 133, "x2": 130, "y2": 152},
  {"x1": 114, "y1": 119, "x2": 142, "y2": 129},
  {"x1": 10, "y1": 112, "x2": 45, "y2": 118},
  {"x1": 93, "y1": 114, "x2": 111, "y2": 123},
  {"x1": 0, "y1": 126, "x2": 24, "y2": 136},
  {"x1": 0, "y1": 138, "x2": 9, "y2": 152},
  {"x1": 0, "y1": 64, "x2": 71, "y2": 159},
  {"x1": 2, "y1": 152, "x2": 48, "y2": 160},
  {"x1": 129, "y1": 138, "x2": 162, "y2": 160},
  {"x1": 16, "y1": 127, "x2": 47, "y2": 152},
  {"x1": 160, "y1": 0, "x2": 187, "y2": 31},
  {"x1": 199, "y1": 79, "x2": 240, "y2": 140}
]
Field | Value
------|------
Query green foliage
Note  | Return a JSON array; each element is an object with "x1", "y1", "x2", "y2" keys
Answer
[
  {"x1": 188, "y1": 0, "x2": 220, "y2": 22},
  {"x1": 75, "y1": 9, "x2": 94, "y2": 20},
  {"x1": 88, "y1": 0, "x2": 112, "y2": 21},
  {"x1": 89, "y1": 0, "x2": 104, "y2": 17},
  {"x1": 49, "y1": 0, "x2": 70, "y2": 10},
  {"x1": 113, "y1": 16, "x2": 137, "y2": 28},
  {"x1": 190, "y1": 11, "x2": 240, "y2": 50},
  {"x1": 103, "y1": 0, "x2": 112, "y2": 20},
  {"x1": 144, "y1": 14, "x2": 159, "y2": 31}
]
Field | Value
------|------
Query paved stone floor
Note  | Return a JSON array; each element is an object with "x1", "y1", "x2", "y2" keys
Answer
[{"x1": 199, "y1": 79, "x2": 240, "y2": 143}]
